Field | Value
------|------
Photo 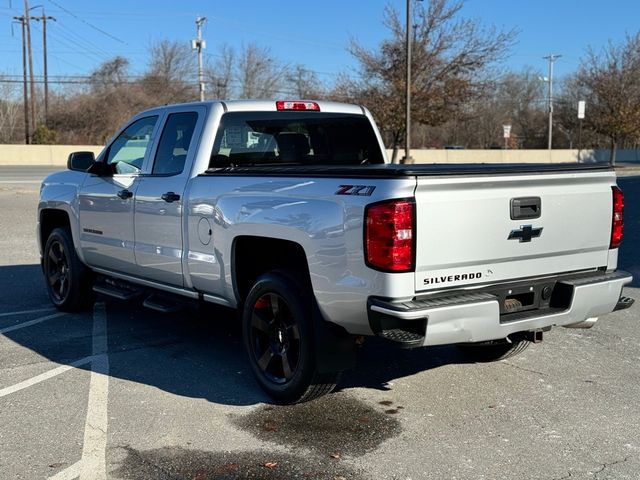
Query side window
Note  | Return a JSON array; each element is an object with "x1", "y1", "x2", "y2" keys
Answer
[
  {"x1": 152, "y1": 112, "x2": 198, "y2": 175},
  {"x1": 107, "y1": 116, "x2": 158, "y2": 174}
]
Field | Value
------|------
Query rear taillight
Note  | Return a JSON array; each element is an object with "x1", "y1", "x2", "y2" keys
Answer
[
  {"x1": 610, "y1": 186, "x2": 624, "y2": 249},
  {"x1": 276, "y1": 100, "x2": 320, "y2": 111},
  {"x1": 365, "y1": 199, "x2": 415, "y2": 272}
]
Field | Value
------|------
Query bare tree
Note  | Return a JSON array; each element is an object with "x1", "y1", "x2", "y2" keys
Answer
[
  {"x1": 339, "y1": 0, "x2": 516, "y2": 160},
  {"x1": 285, "y1": 65, "x2": 324, "y2": 98},
  {"x1": 575, "y1": 33, "x2": 640, "y2": 163},
  {"x1": 52, "y1": 57, "x2": 148, "y2": 143},
  {"x1": 237, "y1": 43, "x2": 285, "y2": 99},
  {"x1": 141, "y1": 40, "x2": 195, "y2": 103},
  {"x1": 205, "y1": 44, "x2": 235, "y2": 99},
  {"x1": 90, "y1": 56, "x2": 130, "y2": 93},
  {"x1": 0, "y1": 79, "x2": 21, "y2": 143},
  {"x1": 498, "y1": 69, "x2": 546, "y2": 148}
]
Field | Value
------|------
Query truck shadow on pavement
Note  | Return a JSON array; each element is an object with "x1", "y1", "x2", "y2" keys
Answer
[
  {"x1": 618, "y1": 176, "x2": 640, "y2": 288},
  {"x1": 0, "y1": 264, "x2": 471, "y2": 407}
]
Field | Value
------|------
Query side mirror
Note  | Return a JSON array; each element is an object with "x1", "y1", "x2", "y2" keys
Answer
[
  {"x1": 87, "y1": 161, "x2": 114, "y2": 176},
  {"x1": 67, "y1": 151, "x2": 96, "y2": 172}
]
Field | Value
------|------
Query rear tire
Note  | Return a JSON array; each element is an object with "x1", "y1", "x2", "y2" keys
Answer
[
  {"x1": 242, "y1": 269, "x2": 340, "y2": 403},
  {"x1": 456, "y1": 338, "x2": 530, "y2": 362},
  {"x1": 43, "y1": 227, "x2": 94, "y2": 311}
]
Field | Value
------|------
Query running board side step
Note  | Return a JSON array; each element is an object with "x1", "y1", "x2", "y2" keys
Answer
[
  {"x1": 93, "y1": 279, "x2": 143, "y2": 301},
  {"x1": 142, "y1": 294, "x2": 186, "y2": 313},
  {"x1": 614, "y1": 296, "x2": 634, "y2": 311}
]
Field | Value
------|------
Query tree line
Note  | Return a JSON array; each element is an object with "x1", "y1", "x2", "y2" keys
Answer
[{"x1": 1, "y1": 0, "x2": 639, "y2": 162}]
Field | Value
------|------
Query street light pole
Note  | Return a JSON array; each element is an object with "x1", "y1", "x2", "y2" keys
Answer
[
  {"x1": 543, "y1": 53, "x2": 561, "y2": 150},
  {"x1": 402, "y1": 0, "x2": 412, "y2": 164},
  {"x1": 193, "y1": 16, "x2": 207, "y2": 102}
]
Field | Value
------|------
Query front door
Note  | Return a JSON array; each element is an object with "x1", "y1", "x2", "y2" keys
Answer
[
  {"x1": 134, "y1": 109, "x2": 202, "y2": 286},
  {"x1": 78, "y1": 115, "x2": 159, "y2": 275}
]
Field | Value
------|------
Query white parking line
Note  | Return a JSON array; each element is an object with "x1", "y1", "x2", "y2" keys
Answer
[
  {"x1": 48, "y1": 460, "x2": 81, "y2": 480},
  {"x1": 79, "y1": 302, "x2": 109, "y2": 480},
  {"x1": 0, "y1": 307, "x2": 55, "y2": 318},
  {"x1": 45, "y1": 303, "x2": 110, "y2": 480},
  {"x1": 0, "y1": 312, "x2": 66, "y2": 335},
  {"x1": 0, "y1": 355, "x2": 95, "y2": 398}
]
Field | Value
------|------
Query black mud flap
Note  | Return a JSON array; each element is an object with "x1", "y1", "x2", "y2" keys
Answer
[{"x1": 312, "y1": 305, "x2": 356, "y2": 374}]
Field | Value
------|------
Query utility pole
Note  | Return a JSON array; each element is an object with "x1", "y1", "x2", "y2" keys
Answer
[
  {"x1": 401, "y1": 0, "x2": 412, "y2": 164},
  {"x1": 192, "y1": 16, "x2": 207, "y2": 102},
  {"x1": 24, "y1": 0, "x2": 37, "y2": 132},
  {"x1": 543, "y1": 53, "x2": 561, "y2": 150},
  {"x1": 32, "y1": 10, "x2": 56, "y2": 126},
  {"x1": 13, "y1": 15, "x2": 30, "y2": 144}
]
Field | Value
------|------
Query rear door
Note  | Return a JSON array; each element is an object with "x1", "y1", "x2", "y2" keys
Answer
[
  {"x1": 413, "y1": 170, "x2": 616, "y2": 292},
  {"x1": 133, "y1": 107, "x2": 204, "y2": 286}
]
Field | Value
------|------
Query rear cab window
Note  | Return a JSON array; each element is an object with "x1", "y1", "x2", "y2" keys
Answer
[
  {"x1": 152, "y1": 112, "x2": 199, "y2": 175},
  {"x1": 209, "y1": 112, "x2": 384, "y2": 168}
]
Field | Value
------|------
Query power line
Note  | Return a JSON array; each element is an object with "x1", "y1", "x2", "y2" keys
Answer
[{"x1": 45, "y1": 0, "x2": 127, "y2": 45}]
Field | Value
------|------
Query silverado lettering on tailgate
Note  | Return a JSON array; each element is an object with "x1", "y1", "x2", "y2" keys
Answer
[{"x1": 424, "y1": 272, "x2": 482, "y2": 285}]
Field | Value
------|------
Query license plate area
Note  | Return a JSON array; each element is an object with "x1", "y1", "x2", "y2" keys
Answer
[{"x1": 494, "y1": 279, "x2": 573, "y2": 323}]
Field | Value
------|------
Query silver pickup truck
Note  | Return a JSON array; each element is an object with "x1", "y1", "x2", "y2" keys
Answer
[{"x1": 38, "y1": 100, "x2": 634, "y2": 403}]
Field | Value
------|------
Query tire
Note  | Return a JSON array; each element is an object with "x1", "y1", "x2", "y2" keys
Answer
[
  {"x1": 43, "y1": 227, "x2": 94, "y2": 311},
  {"x1": 242, "y1": 270, "x2": 341, "y2": 404},
  {"x1": 456, "y1": 338, "x2": 530, "y2": 362}
]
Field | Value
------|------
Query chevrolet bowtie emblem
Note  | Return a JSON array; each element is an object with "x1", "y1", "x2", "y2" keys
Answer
[{"x1": 508, "y1": 225, "x2": 543, "y2": 242}]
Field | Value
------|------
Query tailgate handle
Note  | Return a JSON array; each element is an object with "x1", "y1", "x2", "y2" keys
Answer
[{"x1": 511, "y1": 197, "x2": 541, "y2": 220}]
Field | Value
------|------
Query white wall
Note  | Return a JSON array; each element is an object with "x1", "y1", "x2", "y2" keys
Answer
[
  {"x1": 0, "y1": 144, "x2": 638, "y2": 166},
  {"x1": 0, "y1": 145, "x2": 104, "y2": 166},
  {"x1": 385, "y1": 149, "x2": 640, "y2": 164}
]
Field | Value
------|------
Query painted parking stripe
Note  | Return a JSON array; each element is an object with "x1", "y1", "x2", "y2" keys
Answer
[
  {"x1": 0, "y1": 307, "x2": 55, "y2": 318},
  {"x1": 80, "y1": 302, "x2": 109, "y2": 480},
  {"x1": 0, "y1": 312, "x2": 66, "y2": 335},
  {"x1": 45, "y1": 303, "x2": 110, "y2": 480},
  {"x1": 0, "y1": 355, "x2": 97, "y2": 398},
  {"x1": 48, "y1": 460, "x2": 81, "y2": 480}
]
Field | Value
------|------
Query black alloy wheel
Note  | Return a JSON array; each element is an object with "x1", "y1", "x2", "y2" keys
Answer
[
  {"x1": 46, "y1": 239, "x2": 70, "y2": 303},
  {"x1": 249, "y1": 292, "x2": 301, "y2": 384},
  {"x1": 242, "y1": 270, "x2": 341, "y2": 404},
  {"x1": 43, "y1": 227, "x2": 93, "y2": 311}
]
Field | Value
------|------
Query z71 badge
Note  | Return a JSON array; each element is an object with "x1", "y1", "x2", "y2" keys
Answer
[{"x1": 335, "y1": 185, "x2": 376, "y2": 196}]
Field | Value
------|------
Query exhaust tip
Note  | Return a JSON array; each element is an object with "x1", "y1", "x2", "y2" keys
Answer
[{"x1": 564, "y1": 317, "x2": 598, "y2": 329}]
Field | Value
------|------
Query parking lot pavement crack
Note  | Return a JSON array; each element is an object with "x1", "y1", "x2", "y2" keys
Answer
[
  {"x1": 551, "y1": 471, "x2": 573, "y2": 480},
  {"x1": 592, "y1": 456, "x2": 631, "y2": 478},
  {"x1": 501, "y1": 361, "x2": 548, "y2": 377}
]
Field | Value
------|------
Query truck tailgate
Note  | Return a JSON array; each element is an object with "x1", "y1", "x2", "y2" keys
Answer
[{"x1": 414, "y1": 170, "x2": 616, "y2": 292}]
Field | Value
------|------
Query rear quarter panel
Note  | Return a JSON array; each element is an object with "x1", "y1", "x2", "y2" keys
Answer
[{"x1": 185, "y1": 174, "x2": 416, "y2": 334}]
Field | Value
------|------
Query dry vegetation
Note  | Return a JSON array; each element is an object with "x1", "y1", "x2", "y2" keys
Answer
[{"x1": 1, "y1": 0, "x2": 639, "y2": 161}]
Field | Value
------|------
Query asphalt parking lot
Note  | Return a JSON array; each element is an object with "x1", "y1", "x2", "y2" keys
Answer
[{"x1": 0, "y1": 167, "x2": 639, "y2": 480}]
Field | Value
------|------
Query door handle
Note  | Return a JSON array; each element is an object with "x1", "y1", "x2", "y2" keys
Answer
[
  {"x1": 510, "y1": 197, "x2": 541, "y2": 220},
  {"x1": 161, "y1": 191, "x2": 181, "y2": 203},
  {"x1": 117, "y1": 189, "x2": 133, "y2": 200}
]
